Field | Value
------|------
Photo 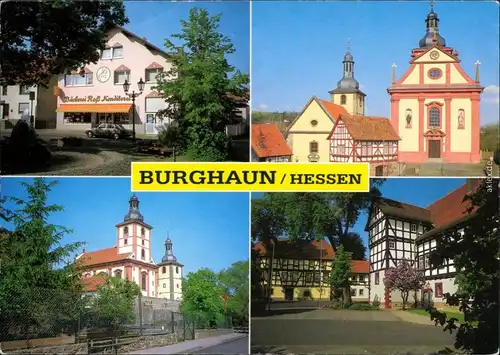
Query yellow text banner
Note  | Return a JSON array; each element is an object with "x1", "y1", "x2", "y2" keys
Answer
[{"x1": 131, "y1": 162, "x2": 370, "y2": 192}]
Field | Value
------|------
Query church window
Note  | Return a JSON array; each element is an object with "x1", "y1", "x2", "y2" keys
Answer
[
  {"x1": 309, "y1": 141, "x2": 318, "y2": 154},
  {"x1": 124, "y1": 227, "x2": 128, "y2": 235},
  {"x1": 141, "y1": 249, "x2": 145, "y2": 259},
  {"x1": 176, "y1": 284, "x2": 179, "y2": 288},
  {"x1": 124, "y1": 238, "x2": 128, "y2": 245},
  {"x1": 114, "y1": 269, "x2": 122, "y2": 278},
  {"x1": 176, "y1": 266, "x2": 179, "y2": 273},
  {"x1": 142, "y1": 240, "x2": 145, "y2": 246},
  {"x1": 141, "y1": 273, "x2": 147, "y2": 291},
  {"x1": 429, "y1": 107, "x2": 440, "y2": 127},
  {"x1": 340, "y1": 95, "x2": 346, "y2": 105},
  {"x1": 310, "y1": 119, "x2": 318, "y2": 127},
  {"x1": 162, "y1": 266, "x2": 166, "y2": 273},
  {"x1": 141, "y1": 227, "x2": 145, "y2": 236},
  {"x1": 428, "y1": 68, "x2": 442, "y2": 79}
]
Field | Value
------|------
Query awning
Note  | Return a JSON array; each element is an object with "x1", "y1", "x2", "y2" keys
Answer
[{"x1": 56, "y1": 104, "x2": 132, "y2": 113}]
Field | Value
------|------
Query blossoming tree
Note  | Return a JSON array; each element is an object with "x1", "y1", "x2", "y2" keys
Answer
[{"x1": 384, "y1": 259, "x2": 425, "y2": 310}]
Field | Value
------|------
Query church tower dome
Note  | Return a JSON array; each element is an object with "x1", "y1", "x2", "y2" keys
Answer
[
  {"x1": 124, "y1": 194, "x2": 144, "y2": 222},
  {"x1": 418, "y1": 2, "x2": 446, "y2": 48},
  {"x1": 329, "y1": 39, "x2": 366, "y2": 115}
]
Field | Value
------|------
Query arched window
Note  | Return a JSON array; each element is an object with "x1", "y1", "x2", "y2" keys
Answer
[
  {"x1": 114, "y1": 269, "x2": 122, "y2": 278},
  {"x1": 124, "y1": 238, "x2": 128, "y2": 245},
  {"x1": 141, "y1": 227, "x2": 145, "y2": 236},
  {"x1": 141, "y1": 272, "x2": 147, "y2": 291},
  {"x1": 141, "y1": 249, "x2": 145, "y2": 259},
  {"x1": 309, "y1": 141, "x2": 318, "y2": 154},
  {"x1": 176, "y1": 266, "x2": 179, "y2": 274},
  {"x1": 162, "y1": 266, "x2": 166, "y2": 274},
  {"x1": 340, "y1": 95, "x2": 347, "y2": 105},
  {"x1": 123, "y1": 226, "x2": 128, "y2": 235},
  {"x1": 429, "y1": 107, "x2": 440, "y2": 127}
]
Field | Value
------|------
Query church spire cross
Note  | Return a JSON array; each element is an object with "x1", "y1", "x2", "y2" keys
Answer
[{"x1": 430, "y1": 0, "x2": 434, "y2": 11}]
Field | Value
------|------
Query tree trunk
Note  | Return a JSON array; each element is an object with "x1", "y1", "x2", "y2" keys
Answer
[
  {"x1": 342, "y1": 285, "x2": 352, "y2": 307},
  {"x1": 401, "y1": 291, "x2": 408, "y2": 310}
]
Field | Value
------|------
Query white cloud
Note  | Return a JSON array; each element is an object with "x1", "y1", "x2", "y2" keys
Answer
[
  {"x1": 483, "y1": 85, "x2": 500, "y2": 105},
  {"x1": 484, "y1": 85, "x2": 500, "y2": 95},
  {"x1": 258, "y1": 104, "x2": 268, "y2": 111}
]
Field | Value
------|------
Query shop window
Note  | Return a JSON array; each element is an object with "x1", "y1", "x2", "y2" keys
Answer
[
  {"x1": 145, "y1": 68, "x2": 163, "y2": 82},
  {"x1": 18, "y1": 103, "x2": 29, "y2": 114},
  {"x1": 65, "y1": 73, "x2": 93, "y2": 87},
  {"x1": 114, "y1": 113, "x2": 130, "y2": 124},
  {"x1": 63, "y1": 112, "x2": 91, "y2": 124},
  {"x1": 101, "y1": 46, "x2": 123, "y2": 60},
  {"x1": 114, "y1": 70, "x2": 130, "y2": 85}
]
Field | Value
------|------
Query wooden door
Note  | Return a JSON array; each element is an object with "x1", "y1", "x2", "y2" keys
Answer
[
  {"x1": 428, "y1": 140, "x2": 441, "y2": 158},
  {"x1": 284, "y1": 288, "x2": 294, "y2": 301},
  {"x1": 2, "y1": 104, "x2": 9, "y2": 119}
]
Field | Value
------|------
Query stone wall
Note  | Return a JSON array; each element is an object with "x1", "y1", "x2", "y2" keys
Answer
[
  {"x1": 194, "y1": 329, "x2": 234, "y2": 340},
  {"x1": 132, "y1": 296, "x2": 181, "y2": 326},
  {"x1": 9, "y1": 333, "x2": 178, "y2": 355}
]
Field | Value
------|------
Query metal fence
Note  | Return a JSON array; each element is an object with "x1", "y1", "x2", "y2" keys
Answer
[{"x1": 0, "y1": 286, "x2": 233, "y2": 345}]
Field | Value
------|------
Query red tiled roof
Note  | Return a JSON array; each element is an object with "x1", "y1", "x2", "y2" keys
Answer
[
  {"x1": 351, "y1": 260, "x2": 370, "y2": 273},
  {"x1": 146, "y1": 62, "x2": 163, "y2": 70},
  {"x1": 115, "y1": 64, "x2": 130, "y2": 72},
  {"x1": 252, "y1": 123, "x2": 292, "y2": 158},
  {"x1": 317, "y1": 99, "x2": 349, "y2": 119},
  {"x1": 255, "y1": 238, "x2": 335, "y2": 260},
  {"x1": 82, "y1": 276, "x2": 107, "y2": 292},
  {"x1": 329, "y1": 115, "x2": 401, "y2": 141},
  {"x1": 427, "y1": 179, "x2": 480, "y2": 228},
  {"x1": 76, "y1": 247, "x2": 131, "y2": 267}
]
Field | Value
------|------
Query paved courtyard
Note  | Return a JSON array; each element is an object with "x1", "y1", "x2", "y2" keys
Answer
[{"x1": 251, "y1": 309, "x2": 456, "y2": 354}]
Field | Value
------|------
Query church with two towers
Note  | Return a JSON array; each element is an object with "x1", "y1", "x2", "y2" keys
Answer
[
  {"x1": 286, "y1": 2, "x2": 483, "y2": 170},
  {"x1": 76, "y1": 194, "x2": 183, "y2": 300}
]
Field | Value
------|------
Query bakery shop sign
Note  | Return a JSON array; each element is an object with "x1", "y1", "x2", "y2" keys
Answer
[{"x1": 62, "y1": 95, "x2": 132, "y2": 103}]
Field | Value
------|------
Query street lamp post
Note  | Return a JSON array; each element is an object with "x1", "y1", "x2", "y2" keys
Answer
[{"x1": 123, "y1": 78, "x2": 145, "y2": 142}]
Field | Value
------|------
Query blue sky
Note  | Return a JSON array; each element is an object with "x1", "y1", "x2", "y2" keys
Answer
[
  {"x1": 124, "y1": 1, "x2": 249, "y2": 74},
  {"x1": 1, "y1": 178, "x2": 250, "y2": 274},
  {"x1": 252, "y1": 1, "x2": 499, "y2": 125},
  {"x1": 252, "y1": 178, "x2": 467, "y2": 257}
]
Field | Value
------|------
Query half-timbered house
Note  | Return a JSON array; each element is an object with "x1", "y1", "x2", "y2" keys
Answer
[
  {"x1": 367, "y1": 179, "x2": 481, "y2": 309},
  {"x1": 327, "y1": 115, "x2": 401, "y2": 176},
  {"x1": 254, "y1": 239, "x2": 369, "y2": 302}
]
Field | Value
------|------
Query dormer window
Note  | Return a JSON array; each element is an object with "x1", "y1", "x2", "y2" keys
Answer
[{"x1": 101, "y1": 45, "x2": 123, "y2": 60}]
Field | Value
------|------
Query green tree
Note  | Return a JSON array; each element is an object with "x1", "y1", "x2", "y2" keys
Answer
[
  {"x1": 157, "y1": 121, "x2": 184, "y2": 162},
  {"x1": 428, "y1": 179, "x2": 499, "y2": 354},
  {"x1": 0, "y1": 178, "x2": 84, "y2": 340},
  {"x1": 218, "y1": 261, "x2": 249, "y2": 326},
  {"x1": 156, "y1": 8, "x2": 249, "y2": 161},
  {"x1": 1, "y1": 1, "x2": 128, "y2": 86},
  {"x1": 479, "y1": 124, "x2": 499, "y2": 152},
  {"x1": 329, "y1": 245, "x2": 353, "y2": 306},
  {"x1": 181, "y1": 268, "x2": 225, "y2": 328},
  {"x1": 336, "y1": 232, "x2": 366, "y2": 261},
  {"x1": 90, "y1": 277, "x2": 140, "y2": 331}
]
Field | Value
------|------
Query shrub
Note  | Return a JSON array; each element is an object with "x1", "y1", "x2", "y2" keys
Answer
[{"x1": 349, "y1": 303, "x2": 378, "y2": 310}]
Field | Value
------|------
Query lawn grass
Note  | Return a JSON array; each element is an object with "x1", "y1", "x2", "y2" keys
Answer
[{"x1": 406, "y1": 308, "x2": 476, "y2": 324}]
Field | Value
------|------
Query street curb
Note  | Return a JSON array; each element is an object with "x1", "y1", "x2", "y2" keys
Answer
[{"x1": 184, "y1": 333, "x2": 248, "y2": 354}]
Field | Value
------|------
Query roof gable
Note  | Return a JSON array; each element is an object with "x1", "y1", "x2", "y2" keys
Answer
[
  {"x1": 412, "y1": 46, "x2": 458, "y2": 64},
  {"x1": 252, "y1": 123, "x2": 292, "y2": 158},
  {"x1": 288, "y1": 97, "x2": 348, "y2": 134},
  {"x1": 76, "y1": 247, "x2": 132, "y2": 267}
]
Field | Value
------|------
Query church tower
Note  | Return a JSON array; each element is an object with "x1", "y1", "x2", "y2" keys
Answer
[
  {"x1": 329, "y1": 41, "x2": 366, "y2": 115},
  {"x1": 387, "y1": 1, "x2": 483, "y2": 164},
  {"x1": 115, "y1": 194, "x2": 154, "y2": 264},
  {"x1": 157, "y1": 236, "x2": 183, "y2": 300}
]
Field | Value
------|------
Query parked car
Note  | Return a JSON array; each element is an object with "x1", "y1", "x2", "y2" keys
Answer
[{"x1": 85, "y1": 123, "x2": 132, "y2": 140}]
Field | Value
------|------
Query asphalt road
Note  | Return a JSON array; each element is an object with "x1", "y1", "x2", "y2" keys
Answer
[
  {"x1": 251, "y1": 319, "x2": 455, "y2": 354},
  {"x1": 191, "y1": 336, "x2": 249, "y2": 354}
]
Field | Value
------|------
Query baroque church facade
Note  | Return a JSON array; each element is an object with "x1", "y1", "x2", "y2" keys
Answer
[
  {"x1": 76, "y1": 194, "x2": 183, "y2": 300},
  {"x1": 388, "y1": 4, "x2": 483, "y2": 163}
]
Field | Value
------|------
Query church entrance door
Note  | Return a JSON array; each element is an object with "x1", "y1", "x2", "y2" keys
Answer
[{"x1": 428, "y1": 140, "x2": 441, "y2": 158}]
